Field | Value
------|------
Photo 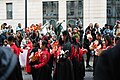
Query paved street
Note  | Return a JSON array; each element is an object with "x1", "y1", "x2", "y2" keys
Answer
[
  {"x1": 85, "y1": 72, "x2": 93, "y2": 80},
  {"x1": 23, "y1": 57, "x2": 94, "y2": 80},
  {"x1": 23, "y1": 71, "x2": 93, "y2": 80}
]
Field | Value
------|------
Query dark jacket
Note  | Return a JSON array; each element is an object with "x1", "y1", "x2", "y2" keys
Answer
[
  {"x1": 0, "y1": 47, "x2": 17, "y2": 80},
  {"x1": 0, "y1": 34, "x2": 6, "y2": 46},
  {"x1": 95, "y1": 40, "x2": 120, "y2": 80}
]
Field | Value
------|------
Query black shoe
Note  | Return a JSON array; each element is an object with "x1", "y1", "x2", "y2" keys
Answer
[{"x1": 86, "y1": 65, "x2": 92, "y2": 68}]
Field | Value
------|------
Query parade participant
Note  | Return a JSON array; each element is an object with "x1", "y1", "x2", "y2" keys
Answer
[
  {"x1": 29, "y1": 40, "x2": 50, "y2": 80},
  {"x1": 54, "y1": 30, "x2": 74, "y2": 80},
  {"x1": 0, "y1": 47, "x2": 17, "y2": 80},
  {"x1": 42, "y1": 36, "x2": 54, "y2": 80},
  {"x1": 71, "y1": 36, "x2": 80, "y2": 80},
  {"x1": 89, "y1": 33, "x2": 102, "y2": 76},
  {"x1": 28, "y1": 40, "x2": 39, "y2": 78},
  {"x1": 7, "y1": 35, "x2": 23, "y2": 80},
  {"x1": 71, "y1": 36, "x2": 86, "y2": 80},
  {"x1": 29, "y1": 30, "x2": 40, "y2": 43},
  {"x1": 51, "y1": 40, "x2": 61, "y2": 80},
  {"x1": 25, "y1": 37, "x2": 33, "y2": 73}
]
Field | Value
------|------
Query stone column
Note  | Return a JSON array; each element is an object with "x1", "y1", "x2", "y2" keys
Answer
[{"x1": 83, "y1": 0, "x2": 107, "y2": 30}]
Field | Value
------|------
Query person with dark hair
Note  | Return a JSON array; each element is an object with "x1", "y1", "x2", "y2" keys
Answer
[
  {"x1": 62, "y1": 30, "x2": 72, "y2": 56},
  {"x1": 16, "y1": 23, "x2": 23, "y2": 33},
  {"x1": 7, "y1": 35, "x2": 23, "y2": 80},
  {"x1": 93, "y1": 33, "x2": 102, "y2": 76},
  {"x1": 103, "y1": 35, "x2": 113, "y2": 48},
  {"x1": 15, "y1": 31, "x2": 23, "y2": 48},
  {"x1": 84, "y1": 30, "x2": 93, "y2": 68},
  {"x1": 114, "y1": 23, "x2": 120, "y2": 36},
  {"x1": 94, "y1": 38, "x2": 120, "y2": 80},
  {"x1": 71, "y1": 36, "x2": 85, "y2": 80},
  {"x1": 92, "y1": 23, "x2": 101, "y2": 41},
  {"x1": 75, "y1": 17, "x2": 82, "y2": 28},
  {"x1": 0, "y1": 33, "x2": 5, "y2": 46},
  {"x1": 1, "y1": 23, "x2": 7, "y2": 33},
  {"x1": 101, "y1": 24, "x2": 108, "y2": 35},
  {"x1": 29, "y1": 30, "x2": 40, "y2": 43},
  {"x1": 54, "y1": 30, "x2": 74, "y2": 80},
  {"x1": 109, "y1": 25, "x2": 114, "y2": 38},
  {"x1": 71, "y1": 36, "x2": 80, "y2": 80},
  {"x1": 103, "y1": 25, "x2": 111, "y2": 36},
  {"x1": 8, "y1": 25, "x2": 14, "y2": 33},
  {"x1": 29, "y1": 40, "x2": 51, "y2": 80}
]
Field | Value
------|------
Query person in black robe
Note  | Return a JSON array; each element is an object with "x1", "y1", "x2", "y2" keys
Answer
[
  {"x1": 94, "y1": 38, "x2": 120, "y2": 80},
  {"x1": 93, "y1": 33, "x2": 103, "y2": 76},
  {"x1": 29, "y1": 40, "x2": 51, "y2": 80},
  {"x1": 71, "y1": 36, "x2": 83, "y2": 80},
  {"x1": 29, "y1": 42, "x2": 39, "y2": 80},
  {"x1": 54, "y1": 30, "x2": 74, "y2": 80}
]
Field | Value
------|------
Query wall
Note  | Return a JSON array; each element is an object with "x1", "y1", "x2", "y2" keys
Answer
[
  {"x1": 0, "y1": 0, "x2": 107, "y2": 32},
  {"x1": 0, "y1": 0, "x2": 25, "y2": 32},
  {"x1": 84, "y1": 0, "x2": 107, "y2": 30}
]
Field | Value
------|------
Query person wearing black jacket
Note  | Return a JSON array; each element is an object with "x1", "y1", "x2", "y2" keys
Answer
[
  {"x1": 0, "y1": 34, "x2": 5, "y2": 46},
  {"x1": 0, "y1": 47, "x2": 17, "y2": 80},
  {"x1": 54, "y1": 30, "x2": 74, "y2": 80},
  {"x1": 94, "y1": 38, "x2": 120, "y2": 80}
]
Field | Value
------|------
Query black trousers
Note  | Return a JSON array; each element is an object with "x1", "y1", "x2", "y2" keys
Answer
[
  {"x1": 79, "y1": 57, "x2": 85, "y2": 80},
  {"x1": 86, "y1": 49, "x2": 91, "y2": 66},
  {"x1": 93, "y1": 55, "x2": 98, "y2": 76},
  {"x1": 15, "y1": 58, "x2": 23, "y2": 80},
  {"x1": 31, "y1": 64, "x2": 50, "y2": 80},
  {"x1": 6, "y1": 58, "x2": 23, "y2": 80}
]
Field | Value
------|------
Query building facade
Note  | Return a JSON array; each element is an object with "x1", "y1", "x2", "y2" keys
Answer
[
  {"x1": 0, "y1": 0, "x2": 119, "y2": 31},
  {"x1": 107, "y1": 0, "x2": 120, "y2": 26}
]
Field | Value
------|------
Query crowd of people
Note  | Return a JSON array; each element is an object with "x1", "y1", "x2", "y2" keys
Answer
[{"x1": 0, "y1": 19, "x2": 120, "y2": 80}]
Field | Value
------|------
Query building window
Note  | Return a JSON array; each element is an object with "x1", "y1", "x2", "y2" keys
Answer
[
  {"x1": 107, "y1": 0, "x2": 120, "y2": 25},
  {"x1": 67, "y1": 0, "x2": 83, "y2": 26},
  {"x1": 43, "y1": 1, "x2": 58, "y2": 26},
  {"x1": 6, "y1": 3, "x2": 13, "y2": 19}
]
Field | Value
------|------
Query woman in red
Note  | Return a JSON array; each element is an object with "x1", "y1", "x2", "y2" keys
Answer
[
  {"x1": 7, "y1": 35, "x2": 23, "y2": 80},
  {"x1": 29, "y1": 40, "x2": 50, "y2": 80},
  {"x1": 25, "y1": 37, "x2": 33, "y2": 73}
]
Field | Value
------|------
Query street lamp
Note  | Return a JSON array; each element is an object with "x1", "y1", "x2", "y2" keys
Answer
[{"x1": 25, "y1": 0, "x2": 27, "y2": 28}]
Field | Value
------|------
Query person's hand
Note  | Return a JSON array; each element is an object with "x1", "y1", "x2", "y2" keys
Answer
[{"x1": 33, "y1": 65, "x2": 39, "y2": 69}]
